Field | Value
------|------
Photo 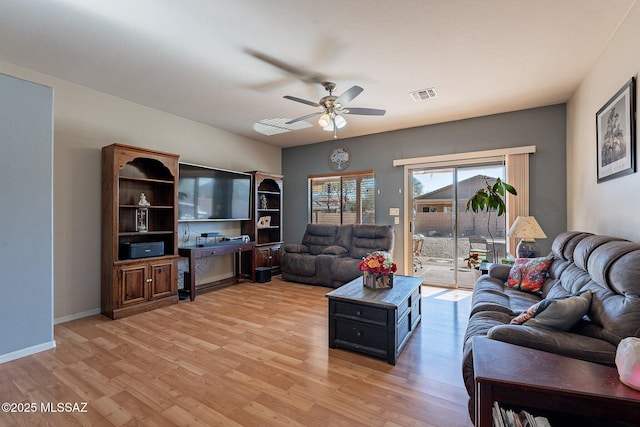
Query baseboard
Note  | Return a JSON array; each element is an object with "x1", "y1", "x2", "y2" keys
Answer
[
  {"x1": 54, "y1": 307, "x2": 101, "y2": 325},
  {"x1": 0, "y1": 340, "x2": 56, "y2": 365}
]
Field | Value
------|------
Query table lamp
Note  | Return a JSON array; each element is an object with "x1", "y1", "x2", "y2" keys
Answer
[{"x1": 507, "y1": 216, "x2": 546, "y2": 258}]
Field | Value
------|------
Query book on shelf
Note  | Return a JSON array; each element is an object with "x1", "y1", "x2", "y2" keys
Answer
[{"x1": 492, "y1": 402, "x2": 550, "y2": 427}]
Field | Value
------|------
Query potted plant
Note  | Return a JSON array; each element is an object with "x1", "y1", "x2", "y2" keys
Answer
[{"x1": 466, "y1": 177, "x2": 517, "y2": 262}]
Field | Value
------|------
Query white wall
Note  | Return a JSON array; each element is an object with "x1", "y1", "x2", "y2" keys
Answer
[
  {"x1": 0, "y1": 60, "x2": 281, "y2": 322},
  {"x1": 567, "y1": 2, "x2": 640, "y2": 240}
]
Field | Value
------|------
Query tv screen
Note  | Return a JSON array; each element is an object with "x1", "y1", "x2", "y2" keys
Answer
[{"x1": 178, "y1": 162, "x2": 251, "y2": 221}]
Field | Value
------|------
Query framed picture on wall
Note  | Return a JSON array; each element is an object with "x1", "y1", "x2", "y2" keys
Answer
[{"x1": 596, "y1": 77, "x2": 636, "y2": 183}]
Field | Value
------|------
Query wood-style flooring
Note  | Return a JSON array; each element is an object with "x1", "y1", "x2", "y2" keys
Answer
[{"x1": 0, "y1": 277, "x2": 474, "y2": 426}]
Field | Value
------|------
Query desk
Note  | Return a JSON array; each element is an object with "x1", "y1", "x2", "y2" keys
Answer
[
  {"x1": 473, "y1": 336, "x2": 640, "y2": 426},
  {"x1": 178, "y1": 242, "x2": 255, "y2": 301}
]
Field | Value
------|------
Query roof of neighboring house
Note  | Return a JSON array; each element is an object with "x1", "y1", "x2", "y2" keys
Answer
[{"x1": 414, "y1": 175, "x2": 497, "y2": 201}]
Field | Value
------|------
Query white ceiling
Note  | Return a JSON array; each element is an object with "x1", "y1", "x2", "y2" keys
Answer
[{"x1": 0, "y1": 0, "x2": 635, "y2": 148}]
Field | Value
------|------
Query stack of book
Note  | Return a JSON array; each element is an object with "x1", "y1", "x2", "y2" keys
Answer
[{"x1": 493, "y1": 402, "x2": 551, "y2": 427}]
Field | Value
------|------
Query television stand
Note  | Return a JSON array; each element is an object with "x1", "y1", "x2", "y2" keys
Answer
[{"x1": 178, "y1": 241, "x2": 255, "y2": 301}]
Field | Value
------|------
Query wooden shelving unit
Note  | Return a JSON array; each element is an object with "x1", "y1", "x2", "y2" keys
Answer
[
  {"x1": 242, "y1": 171, "x2": 283, "y2": 276},
  {"x1": 101, "y1": 143, "x2": 179, "y2": 319}
]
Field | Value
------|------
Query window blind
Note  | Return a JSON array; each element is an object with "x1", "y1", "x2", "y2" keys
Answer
[{"x1": 309, "y1": 170, "x2": 375, "y2": 225}]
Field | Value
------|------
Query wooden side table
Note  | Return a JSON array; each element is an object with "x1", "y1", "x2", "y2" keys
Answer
[{"x1": 472, "y1": 337, "x2": 640, "y2": 426}]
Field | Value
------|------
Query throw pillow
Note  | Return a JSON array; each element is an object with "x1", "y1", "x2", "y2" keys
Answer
[
  {"x1": 511, "y1": 290, "x2": 592, "y2": 331},
  {"x1": 506, "y1": 256, "x2": 552, "y2": 294}
]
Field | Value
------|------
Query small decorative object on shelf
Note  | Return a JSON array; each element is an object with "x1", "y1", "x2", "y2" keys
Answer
[
  {"x1": 138, "y1": 192, "x2": 151, "y2": 207},
  {"x1": 257, "y1": 216, "x2": 271, "y2": 228},
  {"x1": 136, "y1": 192, "x2": 150, "y2": 232},
  {"x1": 136, "y1": 208, "x2": 148, "y2": 232},
  {"x1": 616, "y1": 337, "x2": 640, "y2": 391},
  {"x1": 260, "y1": 194, "x2": 268, "y2": 209},
  {"x1": 359, "y1": 251, "x2": 397, "y2": 289}
]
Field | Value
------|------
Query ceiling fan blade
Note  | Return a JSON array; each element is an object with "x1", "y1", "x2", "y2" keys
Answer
[
  {"x1": 335, "y1": 85, "x2": 364, "y2": 106},
  {"x1": 343, "y1": 107, "x2": 386, "y2": 116},
  {"x1": 245, "y1": 48, "x2": 326, "y2": 84},
  {"x1": 284, "y1": 95, "x2": 320, "y2": 107},
  {"x1": 286, "y1": 111, "x2": 322, "y2": 125}
]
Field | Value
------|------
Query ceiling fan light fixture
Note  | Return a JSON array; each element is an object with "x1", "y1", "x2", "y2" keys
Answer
[
  {"x1": 323, "y1": 121, "x2": 334, "y2": 131},
  {"x1": 318, "y1": 113, "x2": 331, "y2": 128},
  {"x1": 334, "y1": 114, "x2": 347, "y2": 129}
]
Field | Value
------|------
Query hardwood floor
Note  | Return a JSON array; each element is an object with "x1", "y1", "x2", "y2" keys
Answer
[{"x1": 0, "y1": 278, "x2": 474, "y2": 426}]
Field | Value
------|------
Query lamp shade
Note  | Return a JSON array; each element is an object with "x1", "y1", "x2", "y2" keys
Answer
[
  {"x1": 318, "y1": 113, "x2": 331, "y2": 128},
  {"x1": 508, "y1": 216, "x2": 546, "y2": 258},
  {"x1": 507, "y1": 216, "x2": 546, "y2": 240}
]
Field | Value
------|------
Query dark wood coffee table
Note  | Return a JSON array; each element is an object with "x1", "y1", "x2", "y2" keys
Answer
[
  {"x1": 326, "y1": 275, "x2": 422, "y2": 365},
  {"x1": 473, "y1": 336, "x2": 640, "y2": 427}
]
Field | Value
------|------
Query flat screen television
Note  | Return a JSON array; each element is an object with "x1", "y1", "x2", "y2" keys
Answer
[{"x1": 178, "y1": 162, "x2": 252, "y2": 221}]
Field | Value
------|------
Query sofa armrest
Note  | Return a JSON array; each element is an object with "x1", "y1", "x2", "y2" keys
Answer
[
  {"x1": 487, "y1": 324, "x2": 617, "y2": 366},
  {"x1": 322, "y1": 245, "x2": 349, "y2": 256},
  {"x1": 284, "y1": 244, "x2": 309, "y2": 254},
  {"x1": 488, "y1": 264, "x2": 511, "y2": 281}
]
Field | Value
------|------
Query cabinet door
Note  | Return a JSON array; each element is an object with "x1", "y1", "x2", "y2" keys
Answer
[
  {"x1": 270, "y1": 244, "x2": 282, "y2": 270},
  {"x1": 149, "y1": 259, "x2": 176, "y2": 299},
  {"x1": 255, "y1": 247, "x2": 272, "y2": 268},
  {"x1": 118, "y1": 264, "x2": 148, "y2": 306}
]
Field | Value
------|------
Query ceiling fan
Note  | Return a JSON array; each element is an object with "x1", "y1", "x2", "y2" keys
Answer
[
  {"x1": 245, "y1": 48, "x2": 386, "y2": 138},
  {"x1": 284, "y1": 81, "x2": 386, "y2": 138}
]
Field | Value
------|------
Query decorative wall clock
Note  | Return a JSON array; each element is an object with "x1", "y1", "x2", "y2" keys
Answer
[{"x1": 328, "y1": 146, "x2": 351, "y2": 171}]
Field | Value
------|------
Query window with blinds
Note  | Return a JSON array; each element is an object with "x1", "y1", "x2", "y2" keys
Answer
[{"x1": 309, "y1": 170, "x2": 375, "y2": 225}]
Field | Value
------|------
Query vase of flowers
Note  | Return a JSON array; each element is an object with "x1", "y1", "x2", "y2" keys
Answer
[{"x1": 359, "y1": 251, "x2": 398, "y2": 289}]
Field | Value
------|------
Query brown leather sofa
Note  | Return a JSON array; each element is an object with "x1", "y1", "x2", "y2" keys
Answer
[
  {"x1": 462, "y1": 231, "x2": 640, "y2": 419},
  {"x1": 281, "y1": 223, "x2": 395, "y2": 288}
]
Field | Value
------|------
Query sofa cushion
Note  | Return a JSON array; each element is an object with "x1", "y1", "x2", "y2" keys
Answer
[
  {"x1": 470, "y1": 278, "x2": 541, "y2": 317},
  {"x1": 506, "y1": 256, "x2": 552, "y2": 294},
  {"x1": 301, "y1": 224, "x2": 339, "y2": 255},
  {"x1": 281, "y1": 253, "x2": 317, "y2": 277},
  {"x1": 322, "y1": 245, "x2": 348, "y2": 255},
  {"x1": 284, "y1": 244, "x2": 309, "y2": 254},
  {"x1": 511, "y1": 290, "x2": 592, "y2": 331},
  {"x1": 348, "y1": 224, "x2": 394, "y2": 259},
  {"x1": 487, "y1": 323, "x2": 617, "y2": 366}
]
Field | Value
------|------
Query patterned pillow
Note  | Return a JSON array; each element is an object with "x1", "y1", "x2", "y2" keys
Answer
[
  {"x1": 506, "y1": 256, "x2": 552, "y2": 294},
  {"x1": 511, "y1": 290, "x2": 592, "y2": 331}
]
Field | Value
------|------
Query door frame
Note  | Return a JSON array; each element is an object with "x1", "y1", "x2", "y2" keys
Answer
[{"x1": 399, "y1": 146, "x2": 536, "y2": 277}]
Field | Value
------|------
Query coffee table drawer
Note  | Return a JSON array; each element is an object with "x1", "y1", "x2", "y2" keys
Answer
[
  {"x1": 334, "y1": 318, "x2": 388, "y2": 355},
  {"x1": 333, "y1": 301, "x2": 388, "y2": 326}
]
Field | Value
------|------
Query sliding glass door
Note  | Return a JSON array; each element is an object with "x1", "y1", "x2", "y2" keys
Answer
[{"x1": 410, "y1": 163, "x2": 506, "y2": 288}]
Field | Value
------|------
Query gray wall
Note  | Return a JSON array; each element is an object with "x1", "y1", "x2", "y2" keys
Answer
[
  {"x1": 0, "y1": 73, "x2": 54, "y2": 360},
  {"x1": 282, "y1": 104, "x2": 567, "y2": 270}
]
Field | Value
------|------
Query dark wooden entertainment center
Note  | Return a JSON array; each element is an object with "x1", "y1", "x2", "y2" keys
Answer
[{"x1": 102, "y1": 145, "x2": 284, "y2": 318}]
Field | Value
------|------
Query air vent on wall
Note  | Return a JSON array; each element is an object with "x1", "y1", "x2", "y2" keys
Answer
[{"x1": 409, "y1": 87, "x2": 437, "y2": 102}]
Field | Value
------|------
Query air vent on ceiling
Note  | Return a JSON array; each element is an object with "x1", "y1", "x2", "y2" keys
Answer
[{"x1": 409, "y1": 87, "x2": 437, "y2": 102}]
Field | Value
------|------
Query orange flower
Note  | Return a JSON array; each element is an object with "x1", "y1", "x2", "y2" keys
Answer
[{"x1": 366, "y1": 259, "x2": 381, "y2": 269}]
